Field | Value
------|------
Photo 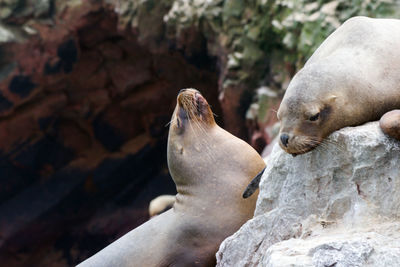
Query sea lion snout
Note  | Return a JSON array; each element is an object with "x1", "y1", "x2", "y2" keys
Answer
[
  {"x1": 278, "y1": 128, "x2": 321, "y2": 155},
  {"x1": 175, "y1": 88, "x2": 215, "y2": 126},
  {"x1": 280, "y1": 133, "x2": 289, "y2": 147},
  {"x1": 177, "y1": 88, "x2": 203, "y2": 107}
]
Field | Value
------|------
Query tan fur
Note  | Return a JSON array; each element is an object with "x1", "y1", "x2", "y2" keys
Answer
[
  {"x1": 78, "y1": 89, "x2": 265, "y2": 267},
  {"x1": 277, "y1": 17, "x2": 400, "y2": 155}
]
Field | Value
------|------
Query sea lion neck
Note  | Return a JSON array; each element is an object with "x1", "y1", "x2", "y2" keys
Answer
[
  {"x1": 167, "y1": 126, "x2": 230, "y2": 211},
  {"x1": 168, "y1": 125, "x2": 219, "y2": 185}
]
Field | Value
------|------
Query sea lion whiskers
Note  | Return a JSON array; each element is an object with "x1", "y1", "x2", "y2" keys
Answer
[
  {"x1": 298, "y1": 141, "x2": 314, "y2": 154},
  {"x1": 288, "y1": 135, "x2": 321, "y2": 155},
  {"x1": 179, "y1": 93, "x2": 216, "y2": 161},
  {"x1": 165, "y1": 120, "x2": 173, "y2": 127},
  {"x1": 165, "y1": 113, "x2": 178, "y2": 127},
  {"x1": 305, "y1": 137, "x2": 344, "y2": 155},
  {"x1": 187, "y1": 112, "x2": 217, "y2": 161},
  {"x1": 308, "y1": 135, "x2": 345, "y2": 152},
  {"x1": 318, "y1": 138, "x2": 345, "y2": 154}
]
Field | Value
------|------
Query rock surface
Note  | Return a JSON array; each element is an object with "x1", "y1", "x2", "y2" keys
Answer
[{"x1": 217, "y1": 122, "x2": 400, "y2": 266}]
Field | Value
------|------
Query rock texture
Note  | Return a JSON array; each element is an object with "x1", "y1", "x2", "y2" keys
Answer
[
  {"x1": 217, "y1": 122, "x2": 400, "y2": 266},
  {"x1": 0, "y1": 1, "x2": 220, "y2": 266}
]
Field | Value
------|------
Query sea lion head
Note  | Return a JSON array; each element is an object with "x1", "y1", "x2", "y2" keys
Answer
[
  {"x1": 167, "y1": 88, "x2": 216, "y2": 183},
  {"x1": 170, "y1": 88, "x2": 215, "y2": 133},
  {"x1": 277, "y1": 68, "x2": 340, "y2": 156}
]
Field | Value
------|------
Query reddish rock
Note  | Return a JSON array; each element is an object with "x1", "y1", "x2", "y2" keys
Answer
[
  {"x1": 219, "y1": 84, "x2": 249, "y2": 139},
  {"x1": 97, "y1": 42, "x2": 123, "y2": 60},
  {"x1": 107, "y1": 61, "x2": 152, "y2": 96},
  {"x1": 0, "y1": 2, "x2": 222, "y2": 266}
]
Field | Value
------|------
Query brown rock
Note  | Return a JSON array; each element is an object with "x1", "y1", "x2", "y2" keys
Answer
[
  {"x1": 107, "y1": 61, "x2": 152, "y2": 95},
  {"x1": 97, "y1": 42, "x2": 123, "y2": 60}
]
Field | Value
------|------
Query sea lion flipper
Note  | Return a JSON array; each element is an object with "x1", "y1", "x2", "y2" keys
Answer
[{"x1": 242, "y1": 167, "x2": 266, "y2": 199}]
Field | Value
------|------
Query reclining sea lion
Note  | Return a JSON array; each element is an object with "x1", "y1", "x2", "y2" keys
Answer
[{"x1": 277, "y1": 17, "x2": 400, "y2": 155}]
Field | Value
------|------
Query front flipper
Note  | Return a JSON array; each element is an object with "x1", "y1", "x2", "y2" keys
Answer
[
  {"x1": 242, "y1": 167, "x2": 266, "y2": 199},
  {"x1": 380, "y1": 110, "x2": 400, "y2": 141}
]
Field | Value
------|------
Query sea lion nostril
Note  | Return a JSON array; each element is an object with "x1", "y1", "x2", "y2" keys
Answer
[
  {"x1": 178, "y1": 89, "x2": 187, "y2": 94},
  {"x1": 196, "y1": 95, "x2": 201, "y2": 114},
  {"x1": 280, "y1": 134, "x2": 289, "y2": 147}
]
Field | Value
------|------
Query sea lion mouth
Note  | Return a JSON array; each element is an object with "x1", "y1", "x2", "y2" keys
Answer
[
  {"x1": 279, "y1": 136, "x2": 321, "y2": 155},
  {"x1": 282, "y1": 144, "x2": 319, "y2": 155}
]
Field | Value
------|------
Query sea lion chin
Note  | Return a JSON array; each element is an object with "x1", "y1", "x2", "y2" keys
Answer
[{"x1": 277, "y1": 16, "x2": 400, "y2": 155}]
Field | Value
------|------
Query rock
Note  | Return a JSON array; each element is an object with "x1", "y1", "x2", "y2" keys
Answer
[
  {"x1": 262, "y1": 221, "x2": 400, "y2": 267},
  {"x1": 217, "y1": 122, "x2": 400, "y2": 266},
  {"x1": 0, "y1": 1, "x2": 221, "y2": 266}
]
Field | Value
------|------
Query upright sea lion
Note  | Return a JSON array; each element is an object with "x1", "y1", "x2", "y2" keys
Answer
[
  {"x1": 78, "y1": 88, "x2": 265, "y2": 266},
  {"x1": 277, "y1": 17, "x2": 400, "y2": 155}
]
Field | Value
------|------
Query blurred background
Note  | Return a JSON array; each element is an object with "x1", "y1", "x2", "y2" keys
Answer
[{"x1": 0, "y1": 0, "x2": 398, "y2": 266}]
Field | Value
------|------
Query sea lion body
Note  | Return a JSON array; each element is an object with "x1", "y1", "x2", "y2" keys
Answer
[
  {"x1": 277, "y1": 17, "x2": 400, "y2": 154},
  {"x1": 78, "y1": 89, "x2": 265, "y2": 266}
]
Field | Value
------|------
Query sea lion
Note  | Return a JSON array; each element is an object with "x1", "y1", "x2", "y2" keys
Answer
[
  {"x1": 277, "y1": 16, "x2": 400, "y2": 155},
  {"x1": 78, "y1": 88, "x2": 265, "y2": 266},
  {"x1": 148, "y1": 195, "x2": 175, "y2": 217}
]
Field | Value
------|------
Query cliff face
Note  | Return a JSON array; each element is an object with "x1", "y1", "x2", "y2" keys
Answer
[
  {"x1": 0, "y1": 1, "x2": 220, "y2": 266},
  {"x1": 216, "y1": 122, "x2": 400, "y2": 266}
]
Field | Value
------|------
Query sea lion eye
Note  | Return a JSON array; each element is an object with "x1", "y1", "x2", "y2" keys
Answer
[{"x1": 309, "y1": 113, "x2": 320, "y2": 121}]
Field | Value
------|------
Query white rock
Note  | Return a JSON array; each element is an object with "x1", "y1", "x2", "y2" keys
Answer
[{"x1": 216, "y1": 122, "x2": 400, "y2": 266}]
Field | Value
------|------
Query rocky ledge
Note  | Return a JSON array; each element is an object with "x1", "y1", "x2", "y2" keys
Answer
[{"x1": 217, "y1": 121, "x2": 400, "y2": 267}]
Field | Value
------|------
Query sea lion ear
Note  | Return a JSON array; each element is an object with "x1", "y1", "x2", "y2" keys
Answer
[{"x1": 242, "y1": 167, "x2": 266, "y2": 198}]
